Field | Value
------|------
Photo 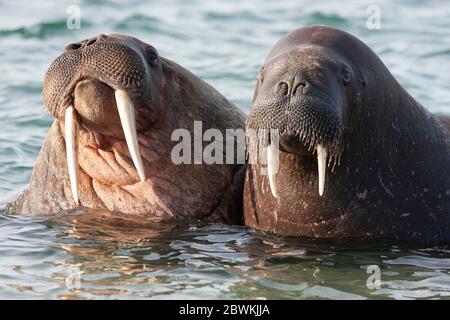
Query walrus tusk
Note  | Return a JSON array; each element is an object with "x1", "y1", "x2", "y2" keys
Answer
[
  {"x1": 267, "y1": 141, "x2": 279, "y2": 198},
  {"x1": 114, "y1": 89, "x2": 146, "y2": 182},
  {"x1": 64, "y1": 106, "x2": 79, "y2": 205},
  {"x1": 317, "y1": 144, "x2": 327, "y2": 196}
]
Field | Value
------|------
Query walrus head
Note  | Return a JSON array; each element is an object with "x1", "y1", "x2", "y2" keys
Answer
[
  {"x1": 16, "y1": 33, "x2": 246, "y2": 220},
  {"x1": 43, "y1": 34, "x2": 162, "y2": 203},
  {"x1": 244, "y1": 26, "x2": 450, "y2": 241},
  {"x1": 246, "y1": 30, "x2": 358, "y2": 197}
]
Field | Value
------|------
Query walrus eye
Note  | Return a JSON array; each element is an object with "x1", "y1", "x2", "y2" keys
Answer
[
  {"x1": 342, "y1": 65, "x2": 351, "y2": 85},
  {"x1": 145, "y1": 46, "x2": 159, "y2": 67}
]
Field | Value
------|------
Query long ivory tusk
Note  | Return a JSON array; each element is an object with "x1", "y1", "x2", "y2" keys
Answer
[
  {"x1": 267, "y1": 141, "x2": 279, "y2": 198},
  {"x1": 65, "y1": 106, "x2": 79, "y2": 205},
  {"x1": 114, "y1": 89, "x2": 146, "y2": 182},
  {"x1": 317, "y1": 144, "x2": 327, "y2": 196}
]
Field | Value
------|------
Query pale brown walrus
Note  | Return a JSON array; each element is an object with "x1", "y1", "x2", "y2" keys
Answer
[
  {"x1": 244, "y1": 26, "x2": 450, "y2": 242},
  {"x1": 9, "y1": 34, "x2": 246, "y2": 223}
]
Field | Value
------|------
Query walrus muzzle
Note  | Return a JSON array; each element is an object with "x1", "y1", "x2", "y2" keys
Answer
[
  {"x1": 43, "y1": 34, "x2": 157, "y2": 204},
  {"x1": 246, "y1": 56, "x2": 345, "y2": 197}
]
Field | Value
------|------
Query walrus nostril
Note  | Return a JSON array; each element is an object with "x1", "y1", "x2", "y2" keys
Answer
[
  {"x1": 84, "y1": 35, "x2": 105, "y2": 47},
  {"x1": 65, "y1": 42, "x2": 82, "y2": 51},
  {"x1": 85, "y1": 38, "x2": 97, "y2": 46},
  {"x1": 291, "y1": 74, "x2": 307, "y2": 97},
  {"x1": 277, "y1": 81, "x2": 289, "y2": 96},
  {"x1": 84, "y1": 34, "x2": 108, "y2": 46},
  {"x1": 276, "y1": 76, "x2": 307, "y2": 97}
]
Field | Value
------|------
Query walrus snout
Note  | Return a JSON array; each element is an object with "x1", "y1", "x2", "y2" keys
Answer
[
  {"x1": 247, "y1": 45, "x2": 346, "y2": 164},
  {"x1": 246, "y1": 46, "x2": 349, "y2": 197},
  {"x1": 42, "y1": 34, "x2": 164, "y2": 203},
  {"x1": 43, "y1": 34, "x2": 158, "y2": 121}
]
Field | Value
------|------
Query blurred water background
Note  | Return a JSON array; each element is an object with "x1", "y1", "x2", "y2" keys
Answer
[{"x1": 0, "y1": 0, "x2": 449, "y2": 299}]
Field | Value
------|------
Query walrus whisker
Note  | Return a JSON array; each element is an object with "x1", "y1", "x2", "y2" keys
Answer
[
  {"x1": 114, "y1": 89, "x2": 146, "y2": 182},
  {"x1": 64, "y1": 106, "x2": 79, "y2": 205}
]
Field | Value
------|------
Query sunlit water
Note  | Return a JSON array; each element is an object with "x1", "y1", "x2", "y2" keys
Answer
[{"x1": 0, "y1": 0, "x2": 449, "y2": 299}]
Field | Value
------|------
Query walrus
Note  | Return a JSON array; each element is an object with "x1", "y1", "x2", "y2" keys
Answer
[
  {"x1": 244, "y1": 26, "x2": 450, "y2": 242},
  {"x1": 8, "y1": 34, "x2": 246, "y2": 223}
]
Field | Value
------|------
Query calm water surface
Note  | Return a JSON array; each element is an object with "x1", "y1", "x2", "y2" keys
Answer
[{"x1": 0, "y1": 0, "x2": 449, "y2": 299}]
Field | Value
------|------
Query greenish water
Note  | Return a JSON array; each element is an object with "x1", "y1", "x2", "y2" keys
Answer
[{"x1": 0, "y1": 0, "x2": 449, "y2": 299}]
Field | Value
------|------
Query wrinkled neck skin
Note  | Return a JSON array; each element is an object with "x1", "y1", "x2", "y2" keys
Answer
[
  {"x1": 18, "y1": 58, "x2": 245, "y2": 223},
  {"x1": 245, "y1": 46, "x2": 450, "y2": 242}
]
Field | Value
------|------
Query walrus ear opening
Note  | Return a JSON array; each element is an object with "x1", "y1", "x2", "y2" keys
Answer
[{"x1": 252, "y1": 67, "x2": 264, "y2": 102}]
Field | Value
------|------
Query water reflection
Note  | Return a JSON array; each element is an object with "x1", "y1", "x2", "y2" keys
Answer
[{"x1": 17, "y1": 208, "x2": 445, "y2": 299}]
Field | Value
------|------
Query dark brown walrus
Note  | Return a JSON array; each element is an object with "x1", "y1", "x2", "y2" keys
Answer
[
  {"x1": 244, "y1": 26, "x2": 450, "y2": 242},
  {"x1": 9, "y1": 34, "x2": 246, "y2": 223}
]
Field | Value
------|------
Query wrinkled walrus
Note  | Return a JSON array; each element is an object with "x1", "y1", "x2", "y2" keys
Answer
[
  {"x1": 244, "y1": 26, "x2": 450, "y2": 242},
  {"x1": 9, "y1": 34, "x2": 246, "y2": 223}
]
